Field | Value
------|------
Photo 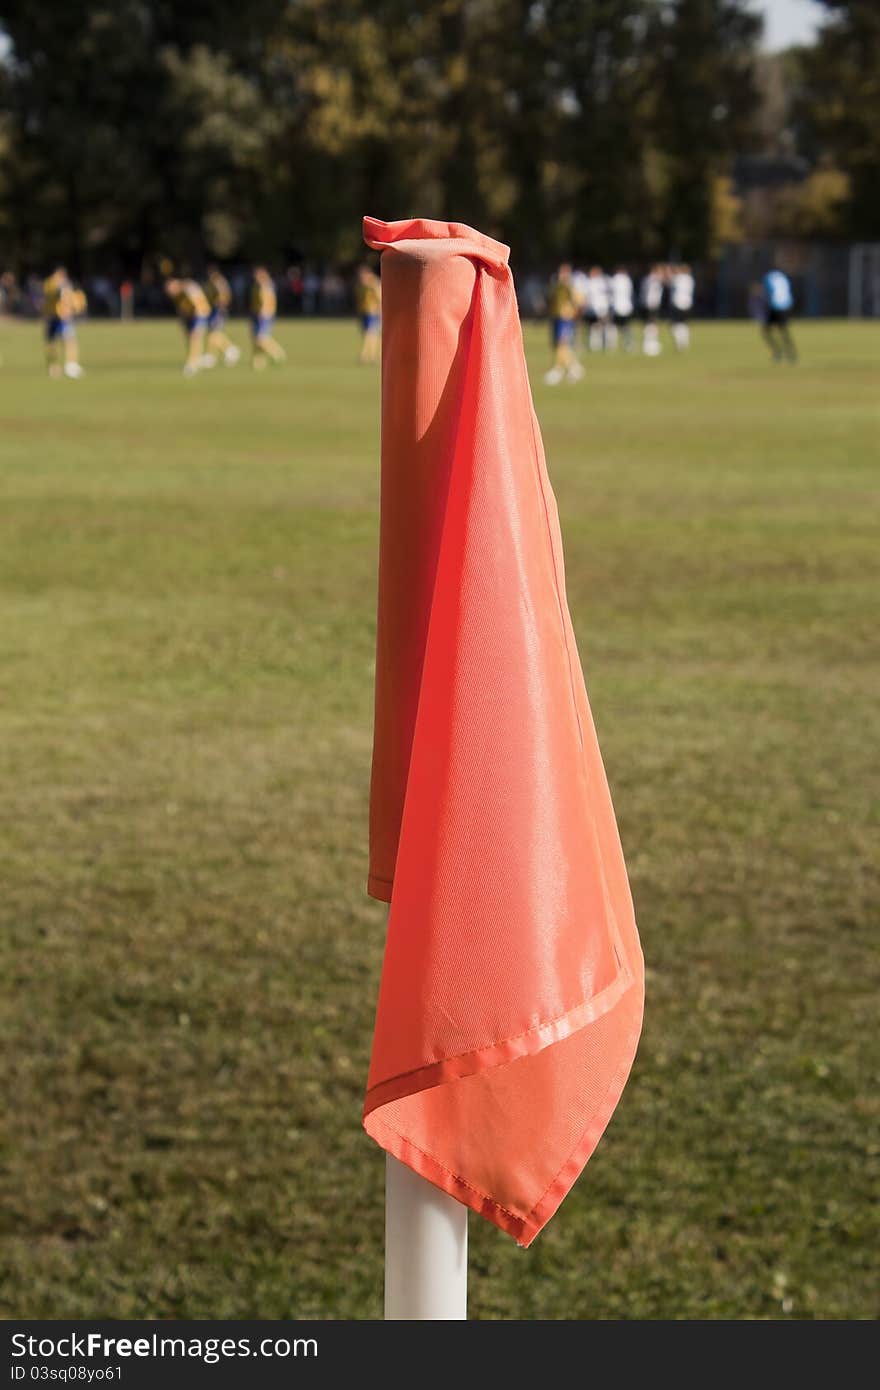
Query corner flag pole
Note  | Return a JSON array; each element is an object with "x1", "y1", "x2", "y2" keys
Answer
[{"x1": 384, "y1": 1155, "x2": 468, "y2": 1319}]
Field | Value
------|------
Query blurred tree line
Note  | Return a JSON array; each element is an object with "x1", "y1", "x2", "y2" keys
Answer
[{"x1": 0, "y1": 0, "x2": 874, "y2": 273}]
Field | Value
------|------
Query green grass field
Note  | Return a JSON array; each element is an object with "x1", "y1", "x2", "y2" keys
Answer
[{"x1": 1, "y1": 316, "x2": 877, "y2": 1320}]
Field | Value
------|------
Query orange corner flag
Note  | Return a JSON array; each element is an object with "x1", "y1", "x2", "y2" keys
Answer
[{"x1": 362, "y1": 216, "x2": 644, "y2": 1246}]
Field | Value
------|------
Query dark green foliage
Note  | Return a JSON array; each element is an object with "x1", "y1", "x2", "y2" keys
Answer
[
  {"x1": 647, "y1": 1, "x2": 760, "y2": 258},
  {"x1": 0, "y1": 1, "x2": 766, "y2": 269},
  {"x1": 795, "y1": 2, "x2": 880, "y2": 238}
]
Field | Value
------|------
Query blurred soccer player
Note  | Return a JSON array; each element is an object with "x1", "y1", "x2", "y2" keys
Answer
[
  {"x1": 640, "y1": 264, "x2": 664, "y2": 355},
  {"x1": 355, "y1": 264, "x2": 381, "y2": 363},
  {"x1": 165, "y1": 276, "x2": 212, "y2": 376},
  {"x1": 544, "y1": 262, "x2": 583, "y2": 385},
  {"x1": 669, "y1": 264, "x2": 695, "y2": 350},
  {"x1": 610, "y1": 266, "x2": 635, "y2": 351},
  {"x1": 43, "y1": 266, "x2": 84, "y2": 378},
  {"x1": 250, "y1": 267, "x2": 286, "y2": 369},
  {"x1": 587, "y1": 266, "x2": 612, "y2": 352},
  {"x1": 572, "y1": 265, "x2": 590, "y2": 335},
  {"x1": 204, "y1": 265, "x2": 240, "y2": 366},
  {"x1": 761, "y1": 267, "x2": 797, "y2": 363}
]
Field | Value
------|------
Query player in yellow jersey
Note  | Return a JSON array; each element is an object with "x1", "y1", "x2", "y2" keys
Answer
[
  {"x1": 164, "y1": 276, "x2": 213, "y2": 376},
  {"x1": 204, "y1": 265, "x2": 240, "y2": 366},
  {"x1": 544, "y1": 262, "x2": 584, "y2": 385},
  {"x1": 354, "y1": 264, "x2": 381, "y2": 364},
  {"x1": 43, "y1": 267, "x2": 84, "y2": 378},
  {"x1": 250, "y1": 267, "x2": 286, "y2": 368}
]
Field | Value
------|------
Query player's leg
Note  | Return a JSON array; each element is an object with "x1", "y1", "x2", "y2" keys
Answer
[
  {"x1": 557, "y1": 342, "x2": 574, "y2": 374},
  {"x1": 46, "y1": 319, "x2": 62, "y2": 378},
  {"x1": 779, "y1": 314, "x2": 797, "y2": 363},
  {"x1": 208, "y1": 312, "x2": 239, "y2": 365},
  {"x1": 545, "y1": 320, "x2": 564, "y2": 383},
  {"x1": 562, "y1": 320, "x2": 583, "y2": 380},
  {"x1": 252, "y1": 318, "x2": 285, "y2": 366},
  {"x1": 198, "y1": 319, "x2": 218, "y2": 369},
  {"x1": 762, "y1": 311, "x2": 781, "y2": 361},
  {"x1": 250, "y1": 317, "x2": 266, "y2": 369},
  {"x1": 62, "y1": 324, "x2": 84, "y2": 377},
  {"x1": 263, "y1": 330, "x2": 286, "y2": 363},
  {"x1": 183, "y1": 321, "x2": 206, "y2": 375},
  {"x1": 642, "y1": 313, "x2": 661, "y2": 355},
  {"x1": 564, "y1": 354, "x2": 584, "y2": 381},
  {"x1": 546, "y1": 319, "x2": 576, "y2": 384},
  {"x1": 178, "y1": 317, "x2": 192, "y2": 371},
  {"x1": 605, "y1": 316, "x2": 618, "y2": 351},
  {"x1": 206, "y1": 311, "x2": 221, "y2": 354},
  {"x1": 545, "y1": 320, "x2": 559, "y2": 380},
  {"x1": 254, "y1": 316, "x2": 285, "y2": 363},
  {"x1": 359, "y1": 315, "x2": 378, "y2": 364}
]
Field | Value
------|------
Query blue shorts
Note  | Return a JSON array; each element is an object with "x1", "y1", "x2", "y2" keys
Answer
[
  {"x1": 46, "y1": 316, "x2": 73, "y2": 341},
  {"x1": 361, "y1": 313, "x2": 380, "y2": 332},
  {"x1": 252, "y1": 315, "x2": 274, "y2": 338},
  {"x1": 187, "y1": 315, "x2": 208, "y2": 334},
  {"x1": 207, "y1": 308, "x2": 225, "y2": 331},
  {"x1": 552, "y1": 318, "x2": 576, "y2": 346}
]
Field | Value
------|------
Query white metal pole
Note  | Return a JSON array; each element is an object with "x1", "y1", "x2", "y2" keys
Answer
[{"x1": 384, "y1": 1153, "x2": 468, "y2": 1319}]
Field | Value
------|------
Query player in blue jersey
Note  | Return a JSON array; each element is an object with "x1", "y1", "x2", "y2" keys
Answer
[{"x1": 761, "y1": 268, "x2": 797, "y2": 363}]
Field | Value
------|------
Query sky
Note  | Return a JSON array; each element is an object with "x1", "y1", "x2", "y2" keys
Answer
[{"x1": 756, "y1": 0, "x2": 825, "y2": 51}]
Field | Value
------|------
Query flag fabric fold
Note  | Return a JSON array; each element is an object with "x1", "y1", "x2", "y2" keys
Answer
[{"x1": 363, "y1": 215, "x2": 644, "y2": 1246}]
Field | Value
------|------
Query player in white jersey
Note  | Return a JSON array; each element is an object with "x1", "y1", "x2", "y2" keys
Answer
[
  {"x1": 586, "y1": 266, "x2": 612, "y2": 352},
  {"x1": 640, "y1": 265, "x2": 664, "y2": 355},
  {"x1": 571, "y1": 268, "x2": 591, "y2": 317},
  {"x1": 610, "y1": 267, "x2": 635, "y2": 351},
  {"x1": 669, "y1": 264, "x2": 695, "y2": 350}
]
